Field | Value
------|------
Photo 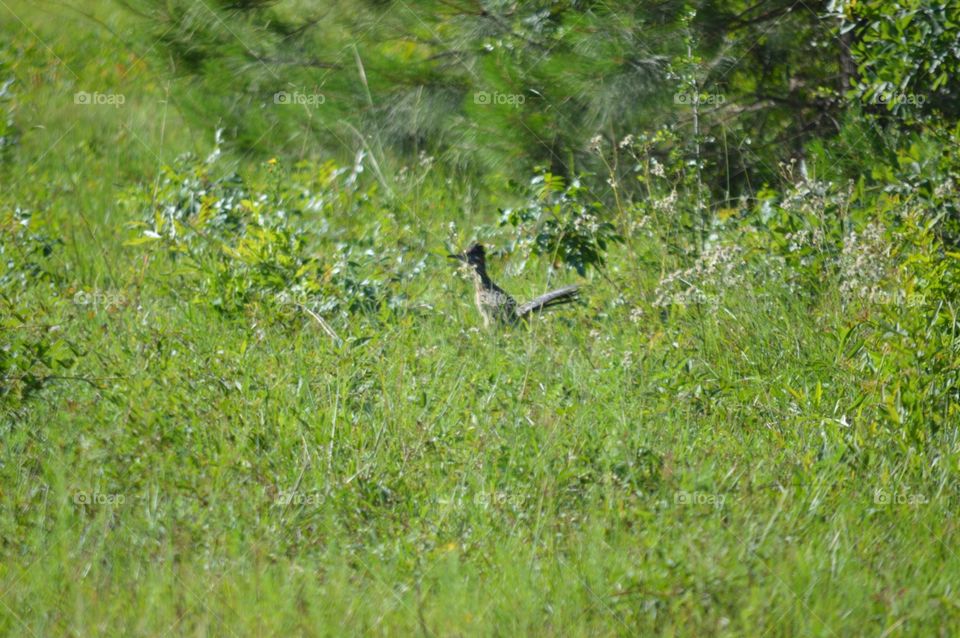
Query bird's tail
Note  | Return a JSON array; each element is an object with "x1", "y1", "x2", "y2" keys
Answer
[{"x1": 516, "y1": 285, "x2": 580, "y2": 318}]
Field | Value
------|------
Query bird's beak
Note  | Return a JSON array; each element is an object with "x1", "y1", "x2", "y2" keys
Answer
[{"x1": 447, "y1": 252, "x2": 465, "y2": 262}]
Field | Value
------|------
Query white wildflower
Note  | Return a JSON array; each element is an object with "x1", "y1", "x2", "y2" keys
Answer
[
  {"x1": 650, "y1": 158, "x2": 665, "y2": 178},
  {"x1": 653, "y1": 190, "x2": 677, "y2": 213},
  {"x1": 839, "y1": 221, "x2": 893, "y2": 302},
  {"x1": 653, "y1": 242, "x2": 745, "y2": 309}
]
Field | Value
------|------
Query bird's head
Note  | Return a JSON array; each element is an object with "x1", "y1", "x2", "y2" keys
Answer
[{"x1": 448, "y1": 243, "x2": 487, "y2": 272}]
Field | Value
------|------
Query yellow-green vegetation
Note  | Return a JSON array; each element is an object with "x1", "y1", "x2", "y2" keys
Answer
[{"x1": 2, "y1": 2, "x2": 959, "y2": 636}]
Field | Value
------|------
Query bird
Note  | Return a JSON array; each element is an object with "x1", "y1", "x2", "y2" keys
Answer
[{"x1": 448, "y1": 243, "x2": 580, "y2": 326}]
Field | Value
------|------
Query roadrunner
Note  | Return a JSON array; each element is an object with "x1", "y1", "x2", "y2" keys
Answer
[{"x1": 449, "y1": 243, "x2": 580, "y2": 326}]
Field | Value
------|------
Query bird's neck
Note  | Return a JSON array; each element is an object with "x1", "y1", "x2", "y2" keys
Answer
[{"x1": 472, "y1": 264, "x2": 493, "y2": 288}]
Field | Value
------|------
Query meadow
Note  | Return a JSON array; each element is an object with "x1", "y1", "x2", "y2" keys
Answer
[{"x1": 2, "y1": 1, "x2": 959, "y2": 636}]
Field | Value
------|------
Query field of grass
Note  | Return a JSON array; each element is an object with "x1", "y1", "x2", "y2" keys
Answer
[{"x1": 2, "y1": 2, "x2": 959, "y2": 636}]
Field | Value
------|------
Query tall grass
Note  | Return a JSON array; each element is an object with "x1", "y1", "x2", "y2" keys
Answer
[{"x1": 1, "y1": 2, "x2": 958, "y2": 636}]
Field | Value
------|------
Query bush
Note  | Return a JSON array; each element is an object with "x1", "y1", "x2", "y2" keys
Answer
[
  {"x1": 125, "y1": 141, "x2": 421, "y2": 324},
  {"x1": 500, "y1": 170, "x2": 621, "y2": 276}
]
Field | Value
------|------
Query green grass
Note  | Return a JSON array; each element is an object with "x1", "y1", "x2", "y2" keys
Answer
[{"x1": 2, "y1": 2, "x2": 959, "y2": 636}]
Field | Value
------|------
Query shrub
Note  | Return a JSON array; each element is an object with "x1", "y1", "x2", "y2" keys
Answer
[
  {"x1": 499, "y1": 170, "x2": 621, "y2": 276},
  {"x1": 125, "y1": 141, "x2": 419, "y2": 324}
]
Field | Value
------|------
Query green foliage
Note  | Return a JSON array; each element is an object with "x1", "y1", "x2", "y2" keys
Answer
[
  {"x1": 849, "y1": 202, "x2": 960, "y2": 445},
  {"x1": 0, "y1": 77, "x2": 16, "y2": 164},
  {"x1": 874, "y1": 127, "x2": 960, "y2": 243},
  {"x1": 0, "y1": 209, "x2": 75, "y2": 408},
  {"x1": 741, "y1": 176, "x2": 849, "y2": 299},
  {"x1": 0, "y1": 208, "x2": 61, "y2": 291},
  {"x1": 118, "y1": 0, "x2": 856, "y2": 195},
  {"x1": 3, "y1": 2, "x2": 960, "y2": 635},
  {"x1": 839, "y1": 0, "x2": 960, "y2": 122},
  {"x1": 500, "y1": 171, "x2": 621, "y2": 276},
  {"x1": 125, "y1": 145, "x2": 417, "y2": 322},
  {"x1": 0, "y1": 308, "x2": 78, "y2": 409}
]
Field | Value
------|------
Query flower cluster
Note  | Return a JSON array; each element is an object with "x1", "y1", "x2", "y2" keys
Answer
[
  {"x1": 654, "y1": 242, "x2": 745, "y2": 309},
  {"x1": 839, "y1": 221, "x2": 893, "y2": 302},
  {"x1": 652, "y1": 190, "x2": 677, "y2": 213}
]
